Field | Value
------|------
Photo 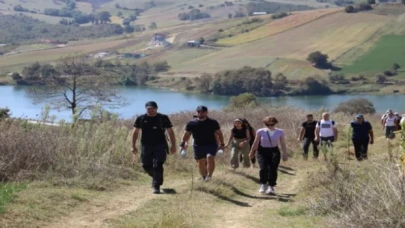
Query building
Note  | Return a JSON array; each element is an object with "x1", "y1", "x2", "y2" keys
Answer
[
  {"x1": 253, "y1": 12, "x2": 267, "y2": 15},
  {"x1": 185, "y1": 40, "x2": 200, "y2": 47}
]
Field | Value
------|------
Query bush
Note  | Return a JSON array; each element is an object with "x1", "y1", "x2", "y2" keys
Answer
[
  {"x1": 178, "y1": 9, "x2": 211, "y2": 21},
  {"x1": 229, "y1": 93, "x2": 258, "y2": 108},
  {"x1": 152, "y1": 61, "x2": 170, "y2": 72},
  {"x1": 345, "y1": 5, "x2": 355, "y2": 13},
  {"x1": 307, "y1": 51, "x2": 329, "y2": 68},
  {"x1": 272, "y1": 12, "x2": 288, "y2": 19},
  {"x1": 333, "y1": 98, "x2": 376, "y2": 114},
  {"x1": 0, "y1": 107, "x2": 11, "y2": 119}
]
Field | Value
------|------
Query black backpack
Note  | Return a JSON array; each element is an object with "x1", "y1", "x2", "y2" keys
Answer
[{"x1": 139, "y1": 113, "x2": 170, "y2": 154}]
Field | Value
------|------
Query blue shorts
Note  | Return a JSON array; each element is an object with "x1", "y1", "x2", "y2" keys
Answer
[{"x1": 193, "y1": 144, "x2": 218, "y2": 160}]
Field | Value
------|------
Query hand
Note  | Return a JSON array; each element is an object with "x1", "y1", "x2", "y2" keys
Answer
[
  {"x1": 314, "y1": 137, "x2": 319, "y2": 142},
  {"x1": 249, "y1": 152, "x2": 255, "y2": 159},
  {"x1": 170, "y1": 145, "x2": 176, "y2": 154},
  {"x1": 370, "y1": 139, "x2": 374, "y2": 145},
  {"x1": 239, "y1": 142, "x2": 246, "y2": 147},
  {"x1": 297, "y1": 138, "x2": 302, "y2": 142},
  {"x1": 282, "y1": 153, "x2": 288, "y2": 162},
  {"x1": 219, "y1": 145, "x2": 225, "y2": 151},
  {"x1": 225, "y1": 144, "x2": 229, "y2": 149},
  {"x1": 131, "y1": 147, "x2": 138, "y2": 155}
]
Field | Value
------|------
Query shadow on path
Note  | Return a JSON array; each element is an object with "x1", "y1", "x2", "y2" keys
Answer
[{"x1": 195, "y1": 186, "x2": 251, "y2": 207}]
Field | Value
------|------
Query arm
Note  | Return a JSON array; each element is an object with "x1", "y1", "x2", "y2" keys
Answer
[
  {"x1": 225, "y1": 130, "x2": 234, "y2": 147},
  {"x1": 216, "y1": 129, "x2": 225, "y2": 149},
  {"x1": 249, "y1": 131, "x2": 260, "y2": 155},
  {"x1": 280, "y1": 134, "x2": 288, "y2": 161},
  {"x1": 333, "y1": 127, "x2": 338, "y2": 141},
  {"x1": 166, "y1": 128, "x2": 177, "y2": 153},
  {"x1": 369, "y1": 128, "x2": 374, "y2": 144},
  {"x1": 180, "y1": 131, "x2": 192, "y2": 149},
  {"x1": 315, "y1": 126, "x2": 320, "y2": 140},
  {"x1": 132, "y1": 128, "x2": 141, "y2": 154},
  {"x1": 246, "y1": 129, "x2": 251, "y2": 142},
  {"x1": 298, "y1": 127, "x2": 305, "y2": 141}
]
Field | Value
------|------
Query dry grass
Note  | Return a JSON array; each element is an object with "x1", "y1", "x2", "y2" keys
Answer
[{"x1": 217, "y1": 8, "x2": 342, "y2": 46}]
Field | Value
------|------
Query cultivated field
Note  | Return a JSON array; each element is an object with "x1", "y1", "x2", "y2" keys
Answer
[
  {"x1": 342, "y1": 34, "x2": 405, "y2": 75},
  {"x1": 0, "y1": 0, "x2": 64, "y2": 11},
  {"x1": 217, "y1": 8, "x2": 342, "y2": 46}
]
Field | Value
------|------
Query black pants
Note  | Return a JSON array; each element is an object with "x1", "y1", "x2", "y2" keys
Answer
[
  {"x1": 303, "y1": 138, "x2": 319, "y2": 159},
  {"x1": 141, "y1": 144, "x2": 167, "y2": 187},
  {"x1": 352, "y1": 138, "x2": 369, "y2": 161},
  {"x1": 257, "y1": 147, "x2": 281, "y2": 186}
]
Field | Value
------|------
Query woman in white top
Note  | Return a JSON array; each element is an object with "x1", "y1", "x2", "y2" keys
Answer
[
  {"x1": 383, "y1": 111, "x2": 398, "y2": 139},
  {"x1": 249, "y1": 116, "x2": 288, "y2": 195}
]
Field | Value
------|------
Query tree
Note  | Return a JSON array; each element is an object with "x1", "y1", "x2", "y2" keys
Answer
[
  {"x1": 376, "y1": 74, "x2": 387, "y2": 84},
  {"x1": 117, "y1": 11, "x2": 123, "y2": 17},
  {"x1": 345, "y1": 5, "x2": 355, "y2": 13},
  {"x1": 148, "y1": 22, "x2": 157, "y2": 29},
  {"x1": 197, "y1": 73, "x2": 212, "y2": 92},
  {"x1": 27, "y1": 55, "x2": 124, "y2": 117},
  {"x1": 0, "y1": 107, "x2": 11, "y2": 119},
  {"x1": 273, "y1": 73, "x2": 288, "y2": 90},
  {"x1": 307, "y1": 51, "x2": 329, "y2": 68},
  {"x1": 229, "y1": 93, "x2": 258, "y2": 108},
  {"x1": 152, "y1": 61, "x2": 170, "y2": 72},
  {"x1": 199, "y1": 37, "x2": 205, "y2": 44},
  {"x1": 333, "y1": 98, "x2": 376, "y2": 115},
  {"x1": 367, "y1": 0, "x2": 376, "y2": 4},
  {"x1": 124, "y1": 25, "x2": 135, "y2": 33},
  {"x1": 228, "y1": 13, "x2": 233, "y2": 19},
  {"x1": 97, "y1": 11, "x2": 111, "y2": 24},
  {"x1": 393, "y1": 63, "x2": 401, "y2": 73}
]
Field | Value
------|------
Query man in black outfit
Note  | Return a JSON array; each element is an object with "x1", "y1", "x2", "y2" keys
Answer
[
  {"x1": 298, "y1": 114, "x2": 319, "y2": 160},
  {"x1": 132, "y1": 101, "x2": 177, "y2": 194},
  {"x1": 350, "y1": 114, "x2": 374, "y2": 161},
  {"x1": 180, "y1": 106, "x2": 225, "y2": 181}
]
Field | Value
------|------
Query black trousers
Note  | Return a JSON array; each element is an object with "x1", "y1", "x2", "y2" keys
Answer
[
  {"x1": 352, "y1": 138, "x2": 369, "y2": 161},
  {"x1": 257, "y1": 147, "x2": 281, "y2": 186},
  {"x1": 141, "y1": 144, "x2": 167, "y2": 187},
  {"x1": 303, "y1": 138, "x2": 319, "y2": 158}
]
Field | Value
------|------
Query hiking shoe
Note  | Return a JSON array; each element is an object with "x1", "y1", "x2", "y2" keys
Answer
[
  {"x1": 153, "y1": 186, "x2": 161, "y2": 194},
  {"x1": 267, "y1": 186, "x2": 276, "y2": 195},
  {"x1": 259, "y1": 184, "x2": 268, "y2": 194},
  {"x1": 204, "y1": 176, "x2": 212, "y2": 182}
]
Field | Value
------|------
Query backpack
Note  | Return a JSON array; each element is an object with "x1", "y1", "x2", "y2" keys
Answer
[{"x1": 139, "y1": 113, "x2": 170, "y2": 154}]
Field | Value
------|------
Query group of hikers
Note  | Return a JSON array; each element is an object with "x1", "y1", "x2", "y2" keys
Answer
[{"x1": 131, "y1": 101, "x2": 404, "y2": 195}]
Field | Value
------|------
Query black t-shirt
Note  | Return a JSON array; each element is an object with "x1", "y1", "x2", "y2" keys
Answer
[
  {"x1": 185, "y1": 118, "x2": 220, "y2": 146},
  {"x1": 302, "y1": 121, "x2": 318, "y2": 139},
  {"x1": 232, "y1": 127, "x2": 247, "y2": 139},
  {"x1": 134, "y1": 113, "x2": 173, "y2": 146},
  {"x1": 351, "y1": 121, "x2": 372, "y2": 140}
]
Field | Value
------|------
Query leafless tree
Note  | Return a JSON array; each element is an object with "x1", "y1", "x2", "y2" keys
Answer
[{"x1": 28, "y1": 55, "x2": 125, "y2": 118}]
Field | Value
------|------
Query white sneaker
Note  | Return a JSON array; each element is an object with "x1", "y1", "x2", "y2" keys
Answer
[
  {"x1": 267, "y1": 186, "x2": 276, "y2": 195},
  {"x1": 259, "y1": 184, "x2": 268, "y2": 194},
  {"x1": 204, "y1": 176, "x2": 211, "y2": 182}
]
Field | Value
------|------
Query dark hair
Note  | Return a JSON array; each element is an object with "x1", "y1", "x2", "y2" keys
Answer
[
  {"x1": 263, "y1": 116, "x2": 278, "y2": 124},
  {"x1": 196, "y1": 105, "x2": 208, "y2": 112},
  {"x1": 232, "y1": 119, "x2": 246, "y2": 132},
  {"x1": 145, "y1": 101, "x2": 158, "y2": 108},
  {"x1": 306, "y1": 114, "x2": 313, "y2": 117}
]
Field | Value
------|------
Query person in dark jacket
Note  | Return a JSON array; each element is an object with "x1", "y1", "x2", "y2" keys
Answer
[{"x1": 350, "y1": 114, "x2": 374, "y2": 161}]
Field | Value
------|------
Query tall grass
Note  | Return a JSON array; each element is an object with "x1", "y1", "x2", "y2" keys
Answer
[{"x1": 309, "y1": 127, "x2": 405, "y2": 228}]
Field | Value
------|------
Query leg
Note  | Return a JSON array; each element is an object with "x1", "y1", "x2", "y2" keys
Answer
[
  {"x1": 352, "y1": 139, "x2": 362, "y2": 161},
  {"x1": 153, "y1": 145, "x2": 167, "y2": 187},
  {"x1": 197, "y1": 158, "x2": 208, "y2": 178},
  {"x1": 207, "y1": 155, "x2": 216, "y2": 177},
  {"x1": 311, "y1": 139, "x2": 319, "y2": 158},
  {"x1": 194, "y1": 146, "x2": 208, "y2": 179},
  {"x1": 268, "y1": 149, "x2": 281, "y2": 187},
  {"x1": 360, "y1": 139, "x2": 369, "y2": 160},
  {"x1": 141, "y1": 146, "x2": 154, "y2": 178},
  {"x1": 302, "y1": 138, "x2": 310, "y2": 160},
  {"x1": 257, "y1": 152, "x2": 269, "y2": 184},
  {"x1": 230, "y1": 145, "x2": 240, "y2": 169},
  {"x1": 241, "y1": 143, "x2": 251, "y2": 168}
]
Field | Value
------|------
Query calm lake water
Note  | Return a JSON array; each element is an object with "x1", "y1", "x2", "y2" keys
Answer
[{"x1": 0, "y1": 85, "x2": 404, "y2": 121}]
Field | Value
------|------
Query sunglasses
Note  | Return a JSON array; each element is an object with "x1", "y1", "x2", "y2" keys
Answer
[
  {"x1": 196, "y1": 110, "x2": 206, "y2": 113},
  {"x1": 265, "y1": 123, "x2": 275, "y2": 126}
]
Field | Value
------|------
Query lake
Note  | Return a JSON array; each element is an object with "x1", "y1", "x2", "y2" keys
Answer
[{"x1": 0, "y1": 85, "x2": 404, "y2": 121}]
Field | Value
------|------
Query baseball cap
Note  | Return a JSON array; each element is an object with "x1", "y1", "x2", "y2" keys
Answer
[
  {"x1": 145, "y1": 101, "x2": 158, "y2": 108},
  {"x1": 196, "y1": 105, "x2": 208, "y2": 112},
  {"x1": 355, "y1": 114, "x2": 364, "y2": 118},
  {"x1": 387, "y1": 109, "x2": 393, "y2": 113}
]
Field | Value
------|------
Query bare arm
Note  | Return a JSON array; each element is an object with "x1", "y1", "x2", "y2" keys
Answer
[
  {"x1": 333, "y1": 127, "x2": 338, "y2": 141},
  {"x1": 181, "y1": 131, "x2": 192, "y2": 147},
  {"x1": 246, "y1": 129, "x2": 251, "y2": 142},
  {"x1": 298, "y1": 127, "x2": 305, "y2": 140},
  {"x1": 166, "y1": 128, "x2": 176, "y2": 147},
  {"x1": 226, "y1": 130, "x2": 234, "y2": 147},
  {"x1": 250, "y1": 132, "x2": 260, "y2": 153},
  {"x1": 279, "y1": 134, "x2": 287, "y2": 156},
  {"x1": 216, "y1": 129, "x2": 225, "y2": 146},
  {"x1": 369, "y1": 129, "x2": 374, "y2": 143},
  {"x1": 315, "y1": 127, "x2": 320, "y2": 139},
  {"x1": 132, "y1": 128, "x2": 141, "y2": 152}
]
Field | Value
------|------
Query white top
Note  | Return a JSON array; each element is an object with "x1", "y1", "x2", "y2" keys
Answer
[
  {"x1": 401, "y1": 116, "x2": 405, "y2": 125},
  {"x1": 316, "y1": 119, "x2": 336, "y2": 137},
  {"x1": 385, "y1": 116, "x2": 397, "y2": 127}
]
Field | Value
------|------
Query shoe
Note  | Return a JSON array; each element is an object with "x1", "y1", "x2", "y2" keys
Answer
[
  {"x1": 259, "y1": 184, "x2": 268, "y2": 194},
  {"x1": 153, "y1": 185, "x2": 161, "y2": 194},
  {"x1": 204, "y1": 176, "x2": 212, "y2": 182},
  {"x1": 267, "y1": 186, "x2": 276, "y2": 195}
]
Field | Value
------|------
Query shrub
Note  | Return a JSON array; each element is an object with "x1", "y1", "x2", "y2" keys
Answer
[
  {"x1": 307, "y1": 51, "x2": 329, "y2": 68},
  {"x1": 272, "y1": 12, "x2": 288, "y2": 19},
  {"x1": 229, "y1": 93, "x2": 258, "y2": 108},
  {"x1": 152, "y1": 61, "x2": 170, "y2": 72},
  {"x1": 0, "y1": 107, "x2": 11, "y2": 119},
  {"x1": 345, "y1": 5, "x2": 355, "y2": 13},
  {"x1": 333, "y1": 98, "x2": 376, "y2": 115}
]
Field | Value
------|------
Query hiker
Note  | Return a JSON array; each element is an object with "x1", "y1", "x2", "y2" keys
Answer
[
  {"x1": 315, "y1": 112, "x2": 338, "y2": 147},
  {"x1": 225, "y1": 119, "x2": 251, "y2": 169},
  {"x1": 241, "y1": 118, "x2": 257, "y2": 168},
  {"x1": 381, "y1": 110, "x2": 391, "y2": 128},
  {"x1": 132, "y1": 101, "x2": 177, "y2": 194},
  {"x1": 180, "y1": 106, "x2": 225, "y2": 181},
  {"x1": 383, "y1": 110, "x2": 399, "y2": 139},
  {"x1": 298, "y1": 114, "x2": 319, "y2": 160},
  {"x1": 249, "y1": 116, "x2": 288, "y2": 195},
  {"x1": 350, "y1": 114, "x2": 374, "y2": 161},
  {"x1": 395, "y1": 112, "x2": 402, "y2": 130}
]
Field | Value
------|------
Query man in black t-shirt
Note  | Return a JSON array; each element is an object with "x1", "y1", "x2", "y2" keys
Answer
[
  {"x1": 132, "y1": 101, "x2": 176, "y2": 194},
  {"x1": 298, "y1": 114, "x2": 319, "y2": 160},
  {"x1": 351, "y1": 114, "x2": 374, "y2": 161},
  {"x1": 180, "y1": 106, "x2": 225, "y2": 181}
]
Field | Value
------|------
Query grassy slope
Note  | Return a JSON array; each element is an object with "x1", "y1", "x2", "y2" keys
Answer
[{"x1": 0, "y1": 111, "x2": 400, "y2": 228}]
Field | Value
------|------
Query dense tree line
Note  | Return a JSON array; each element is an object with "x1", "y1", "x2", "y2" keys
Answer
[
  {"x1": 13, "y1": 60, "x2": 170, "y2": 86},
  {"x1": 178, "y1": 9, "x2": 211, "y2": 21},
  {"x1": 244, "y1": 2, "x2": 312, "y2": 16},
  {"x1": 0, "y1": 15, "x2": 125, "y2": 44},
  {"x1": 195, "y1": 66, "x2": 332, "y2": 96},
  {"x1": 344, "y1": 2, "x2": 372, "y2": 13}
]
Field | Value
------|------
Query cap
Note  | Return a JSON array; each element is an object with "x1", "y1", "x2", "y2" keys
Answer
[
  {"x1": 145, "y1": 101, "x2": 158, "y2": 108},
  {"x1": 387, "y1": 109, "x2": 393, "y2": 113},
  {"x1": 355, "y1": 114, "x2": 364, "y2": 118},
  {"x1": 196, "y1": 105, "x2": 208, "y2": 112}
]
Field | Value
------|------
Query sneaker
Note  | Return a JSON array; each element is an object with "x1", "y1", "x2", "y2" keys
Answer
[
  {"x1": 153, "y1": 185, "x2": 161, "y2": 194},
  {"x1": 259, "y1": 184, "x2": 268, "y2": 194},
  {"x1": 204, "y1": 176, "x2": 212, "y2": 182},
  {"x1": 267, "y1": 186, "x2": 276, "y2": 195}
]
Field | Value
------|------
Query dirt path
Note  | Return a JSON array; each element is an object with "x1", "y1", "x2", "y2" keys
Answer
[{"x1": 44, "y1": 180, "x2": 186, "y2": 228}]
